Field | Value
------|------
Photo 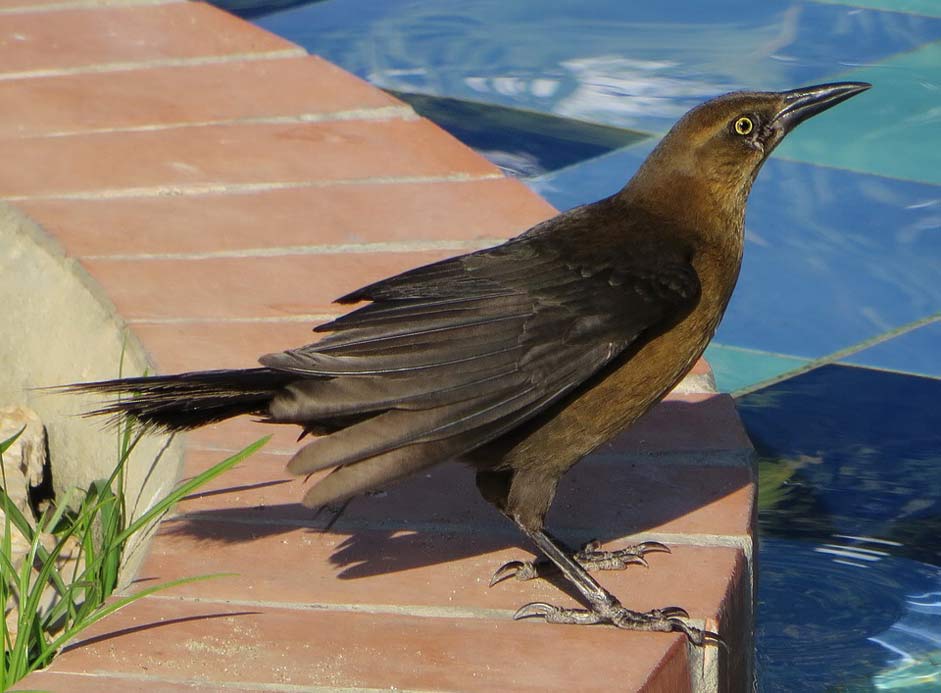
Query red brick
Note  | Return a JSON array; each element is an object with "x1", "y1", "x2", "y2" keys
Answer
[
  {"x1": 140, "y1": 520, "x2": 744, "y2": 619},
  {"x1": 184, "y1": 416, "x2": 304, "y2": 458},
  {"x1": 0, "y1": 56, "x2": 400, "y2": 138},
  {"x1": 20, "y1": 178, "x2": 553, "y2": 256},
  {"x1": 41, "y1": 596, "x2": 688, "y2": 692},
  {"x1": 129, "y1": 320, "x2": 325, "y2": 373},
  {"x1": 0, "y1": 119, "x2": 498, "y2": 198},
  {"x1": 0, "y1": 3, "x2": 296, "y2": 77},
  {"x1": 605, "y1": 393, "x2": 753, "y2": 456},
  {"x1": 82, "y1": 251, "x2": 455, "y2": 320},
  {"x1": 12, "y1": 670, "x2": 254, "y2": 692},
  {"x1": 335, "y1": 456, "x2": 753, "y2": 539}
]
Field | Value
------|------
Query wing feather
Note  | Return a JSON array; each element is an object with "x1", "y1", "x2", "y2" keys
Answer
[{"x1": 256, "y1": 219, "x2": 701, "y2": 506}]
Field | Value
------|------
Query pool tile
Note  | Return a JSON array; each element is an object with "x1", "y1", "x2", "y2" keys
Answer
[
  {"x1": 0, "y1": 3, "x2": 297, "y2": 77},
  {"x1": 528, "y1": 141, "x2": 654, "y2": 210},
  {"x1": 717, "y1": 159, "x2": 941, "y2": 358},
  {"x1": 705, "y1": 344, "x2": 808, "y2": 394},
  {"x1": 738, "y1": 364, "x2": 941, "y2": 547},
  {"x1": 812, "y1": 0, "x2": 941, "y2": 18},
  {"x1": 776, "y1": 42, "x2": 941, "y2": 184},
  {"x1": 842, "y1": 320, "x2": 941, "y2": 377},
  {"x1": 391, "y1": 91, "x2": 649, "y2": 177},
  {"x1": 537, "y1": 153, "x2": 941, "y2": 362},
  {"x1": 256, "y1": 0, "x2": 941, "y2": 134}
]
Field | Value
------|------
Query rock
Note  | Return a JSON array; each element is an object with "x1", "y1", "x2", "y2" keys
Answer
[{"x1": 0, "y1": 406, "x2": 84, "y2": 638}]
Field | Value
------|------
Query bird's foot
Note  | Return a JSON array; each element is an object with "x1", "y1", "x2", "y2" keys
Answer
[
  {"x1": 490, "y1": 539, "x2": 670, "y2": 586},
  {"x1": 514, "y1": 601, "x2": 721, "y2": 646}
]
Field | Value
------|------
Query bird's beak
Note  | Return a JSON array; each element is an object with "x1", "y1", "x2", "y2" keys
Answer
[{"x1": 772, "y1": 82, "x2": 871, "y2": 134}]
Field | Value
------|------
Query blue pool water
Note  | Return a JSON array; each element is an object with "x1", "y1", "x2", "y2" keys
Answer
[{"x1": 212, "y1": 1, "x2": 941, "y2": 689}]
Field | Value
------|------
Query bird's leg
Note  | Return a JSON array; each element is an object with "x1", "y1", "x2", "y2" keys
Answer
[
  {"x1": 490, "y1": 538, "x2": 671, "y2": 585},
  {"x1": 506, "y1": 524, "x2": 720, "y2": 646}
]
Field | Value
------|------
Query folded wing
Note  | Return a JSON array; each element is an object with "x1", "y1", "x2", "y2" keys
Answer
[{"x1": 260, "y1": 231, "x2": 701, "y2": 506}]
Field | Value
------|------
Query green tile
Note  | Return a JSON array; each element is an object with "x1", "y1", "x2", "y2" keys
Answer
[
  {"x1": 813, "y1": 0, "x2": 941, "y2": 18},
  {"x1": 776, "y1": 42, "x2": 941, "y2": 184},
  {"x1": 705, "y1": 344, "x2": 808, "y2": 393}
]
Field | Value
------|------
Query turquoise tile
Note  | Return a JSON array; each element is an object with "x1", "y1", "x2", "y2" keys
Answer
[
  {"x1": 813, "y1": 0, "x2": 941, "y2": 18},
  {"x1": 776, "y1": 42, "x2": 941, "y2": 184},
  {"x1": 843, "y1": 320, "x2": 941, "y2": 377},
  {"x1": 705, "y1": 344, "x2": 808, "y2": 393}
]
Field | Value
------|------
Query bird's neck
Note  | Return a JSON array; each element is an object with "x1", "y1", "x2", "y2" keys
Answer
[{"x1": 616, "y1": 158, "x2": 747, "y2": 315}]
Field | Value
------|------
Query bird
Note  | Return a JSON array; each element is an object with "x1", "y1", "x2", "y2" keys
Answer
[{"x1": 65, "y1": 81, "x2": 870, "y2": 644}]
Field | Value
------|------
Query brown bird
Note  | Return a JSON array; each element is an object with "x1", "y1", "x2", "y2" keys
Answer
[{"x1": 66, "y1": 82, "x2": 869, "y2": 643}]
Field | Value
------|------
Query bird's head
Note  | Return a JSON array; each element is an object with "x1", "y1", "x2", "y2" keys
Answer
[{"x1": 626, "y1": 82, "x2": 871, "y2": 227}]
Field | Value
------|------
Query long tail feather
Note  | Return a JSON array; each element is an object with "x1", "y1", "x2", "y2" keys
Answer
[{"x1": 60, "y1": 368, "x2": 296, "y2": 432}]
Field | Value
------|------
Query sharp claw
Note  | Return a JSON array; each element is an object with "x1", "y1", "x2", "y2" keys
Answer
[
  {"x1": 638, "y1": 541, "x2": 671, "y2": 554},
  {"x1": 489, "y1": 560, "x2": 525, "y2": 587},
  {"x1": 701, "y1": 629, "x2": 728, "y2": 651},
  {"x1": 631, "y1": 555, "x2": 650, "y2": 569},
  {"x1": 658, "y1": 606, "x2": 690, "y2": 619},
  {"x1": 513, "y1": 602, "x2": 554, "y2": 620}
]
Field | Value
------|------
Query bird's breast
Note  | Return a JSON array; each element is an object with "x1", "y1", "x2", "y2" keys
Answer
[{"x1": 476, "y1": 279, "x2": 731, "y2": 477}]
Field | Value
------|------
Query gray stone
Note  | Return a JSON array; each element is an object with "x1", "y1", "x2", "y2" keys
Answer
[{"x1": 0, "y1": 202, "x2": 184, "y2": 587}]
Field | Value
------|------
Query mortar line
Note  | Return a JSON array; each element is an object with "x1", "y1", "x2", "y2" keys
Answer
[
  {"x1": 127, "y1": 314, "x2": 340, "y2": 325},
  {"x1": 85, "y1": 238, "x2": 503, "y2": 261},
  {"x1": 145, "y1": 593, "x2": 518, "y2": 621},
  {"x1": 144, "y1": 593, "x2": 713, "y2": 633},
  {"x1": 731, "y1": 313, "x2": 941, "y2": 396},
  {"x1": 0, "y1": 0, "x2": 182, "y2": 14},
  {"x1": 4, "y1": 172, "x2": 505, "y2": 202},
  {"x1": 23, "y1": 106, "x2": 417, "y2": 140},
  {"x1": 42, "y1": 669, "x2": 437, "y2": 693},
  {"x1": 0, "y1": 48, "x2": 306, "y2": 82}
]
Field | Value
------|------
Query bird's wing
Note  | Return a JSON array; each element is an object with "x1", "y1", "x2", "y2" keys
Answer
[{"x1": 259, "y1": 233, "x2": 700, "y2": 506}]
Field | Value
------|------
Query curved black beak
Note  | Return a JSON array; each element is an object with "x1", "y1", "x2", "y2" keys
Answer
[{"x1": 773, "y1": 82, "x2": 871, "y2": 133}]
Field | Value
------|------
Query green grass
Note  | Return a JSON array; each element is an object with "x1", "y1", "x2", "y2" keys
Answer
[{"x1": 0, "y1": 422, "x2": 268, "y2": 690}]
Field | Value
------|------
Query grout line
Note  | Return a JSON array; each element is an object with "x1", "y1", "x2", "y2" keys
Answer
[
  {"x1": 146, "y1": 593, "x2": 518, "y2": 622},
  {"x1": 0, "y1": 48, "x2": 307, "y2": 82},
  {"x1": 24, "y1": 106, "x2": 418, "y2": 140},
  {"x1": 187, "y1": 442, "x2": 299, "y2": 457},
  {"x1": 143, "y1": 593, "x2": 713, "y2": 633},
  {"x1": 731, "y1": 313, "x2": 941, "y2": 396},
  {"x1": 830, "y1": 359, "x2": 941, "y2": 381},
  {"x1": 42, "y1": 669, "x2": 437, "y2": 693},
  {"x1": 709, "y1": 341, "x2": 808, "y2": 364},
  {"x1": 4, "y1": 172, "x2": 505, "y2": 202},
  {"x1": 127, "y1": 314, "x2": 340, "y2": 325},
  {"x1": 85, "y1": 238, "x2": 503, "y2": 261},
  {"x1": 0, "y1": 0, "x2": 182, "y2": 14}
]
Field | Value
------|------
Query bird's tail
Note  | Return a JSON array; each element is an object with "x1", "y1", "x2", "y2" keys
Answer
[{"x1": 62, "y1": 368, "x2": 297, "y2": 432}]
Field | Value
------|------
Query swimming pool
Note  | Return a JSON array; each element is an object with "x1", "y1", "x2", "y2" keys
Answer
[{"x1": 212, "y1": 1, "x2": 941, "y2": 689}]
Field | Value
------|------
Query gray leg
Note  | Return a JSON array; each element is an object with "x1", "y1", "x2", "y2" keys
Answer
[
  {"x1": 499, "y1": 523, "x2": 721, "y2": 646},
  {"x1": 490, "y1": 538, "x2": 671, "y2": 585}
]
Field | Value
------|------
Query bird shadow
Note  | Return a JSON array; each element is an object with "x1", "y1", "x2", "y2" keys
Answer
[{"x1": 165, "y1": 397, "x2": 751, "y2": 594}]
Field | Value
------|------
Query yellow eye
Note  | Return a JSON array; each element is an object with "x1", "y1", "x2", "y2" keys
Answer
[{"x1": 733, "y1": 116, "x2": 754, "y2": 136}]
